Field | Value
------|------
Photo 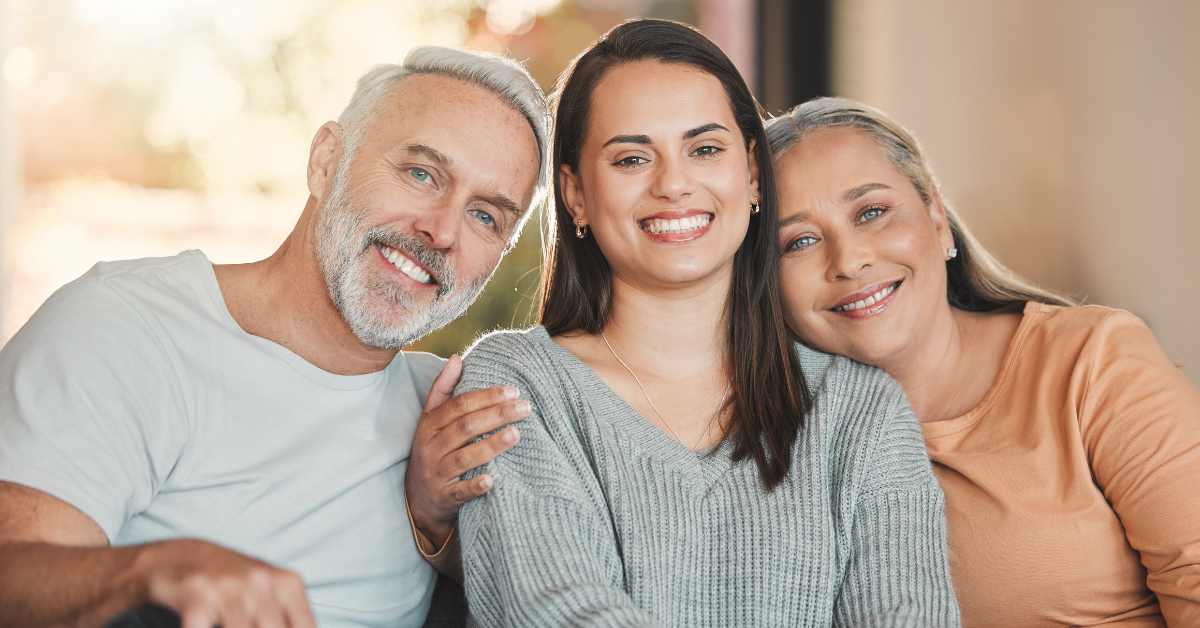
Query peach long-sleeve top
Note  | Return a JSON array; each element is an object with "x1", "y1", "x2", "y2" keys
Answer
[{"x1": 922, "y1": 302, "x2": 1200, "y2": 627}]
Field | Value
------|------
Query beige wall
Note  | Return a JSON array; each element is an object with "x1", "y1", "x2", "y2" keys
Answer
[{"x1": 833, "y1": 0, "x2": 1200, "y2": 384}]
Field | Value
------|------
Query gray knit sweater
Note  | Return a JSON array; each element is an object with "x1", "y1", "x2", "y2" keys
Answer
[{"x1": 458, "y1": 327, "x2": 960, "y2": 627}]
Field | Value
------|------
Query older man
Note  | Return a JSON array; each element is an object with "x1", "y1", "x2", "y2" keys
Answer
[{"x1": 0, "y1": 47, "x2": 547, "y2": 628}]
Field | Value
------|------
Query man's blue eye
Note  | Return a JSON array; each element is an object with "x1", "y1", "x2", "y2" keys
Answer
[
  {"x1": 410, "y1": 168, "x2": 431, "y2": 182},
  {"x1": 790, "y1": 236, "x2": 817, "y2": 250},
  {"x1": 471, "y1": 210, "x2": 495, "y2": 227}
]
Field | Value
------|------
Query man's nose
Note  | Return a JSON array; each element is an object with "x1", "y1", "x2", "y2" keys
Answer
[
  {"x1": 650, "y1": 155, "x2": 694, "y2": 203},
  {"x1": 411, "y1": 201, "x2": 461, "y2": 250},
  {"x1": 825, "y1": 232, "x2": 875, "y2": 281}
]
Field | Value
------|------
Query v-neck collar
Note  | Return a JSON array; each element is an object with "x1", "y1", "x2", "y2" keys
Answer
[{"x1": 528, "y1": 326, "x2": 737, "y2": 490}]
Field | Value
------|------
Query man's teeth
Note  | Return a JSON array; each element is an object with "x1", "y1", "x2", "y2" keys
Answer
[
  {"x1": 641, "y1": 214, "x2": 712, "y2": 235},
  {"x1": 377, "y1": 244, "x2": 434, "y2": 285},
  {"x1": 834, "y1": 283, "x2": 896, "y2": 312}
]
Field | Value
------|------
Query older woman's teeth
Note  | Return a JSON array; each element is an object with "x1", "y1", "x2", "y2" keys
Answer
[
  {"x1": 834, "y1": 283, "x2": 896, "y2": 312},
  {"x1": 377, "y1": 244, "x2": 434, "y2": 285},
  {"x1": 640, "y1": 214, "x2": 712, "y2": 234}
]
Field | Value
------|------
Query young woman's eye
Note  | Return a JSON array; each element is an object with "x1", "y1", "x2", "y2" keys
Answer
[
  {"x1": 409, "y1": 167, "x2": 432, "y2": 183},
  {"x1": 861, "y1": 206, "x2": 888, "y2": 222},
  {"x1": 470, "y1": 209, "x2": 496, "y2": 228},
  {"x1": 691, "y1": 145, "x2": 724, "y2": 157},
  {"x1": 788, "y1": 235, "x2": 818, "y2": 251},
  {"x1": 613, "y1": 156, "x2": 648, "y2": 167}
]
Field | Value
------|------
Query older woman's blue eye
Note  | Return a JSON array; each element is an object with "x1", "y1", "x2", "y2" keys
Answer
[
  {"x1": 862, "y1": 207, "x2": 885, "y2": 221},
  {"x1": 410, "y1": 167, "x2": 431, "y2": 182},
  {"x1": 471, "y1": 210, "x2": 496, "y2": 227},
  {"x1": 790, "y1": 236, "x2": 817, "y2": 250}
]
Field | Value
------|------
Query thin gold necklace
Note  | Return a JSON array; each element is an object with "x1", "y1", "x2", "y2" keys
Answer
[{"x1": 601, "y1": 331, "x2": 732, "y2": 451}]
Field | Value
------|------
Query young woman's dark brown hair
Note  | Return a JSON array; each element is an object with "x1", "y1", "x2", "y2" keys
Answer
[{"x1": 539, "y1": 18, "x2": 809, "y2": 488}]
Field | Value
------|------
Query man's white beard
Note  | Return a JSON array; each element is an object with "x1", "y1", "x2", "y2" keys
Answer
[{"x1": 313, "y1": 161, "x2": 490, "y2": 350}]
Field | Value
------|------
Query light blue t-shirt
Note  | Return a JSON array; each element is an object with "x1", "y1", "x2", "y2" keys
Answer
[{"x1": 0, "y1": 250, "x2": 445, "y2": 627}]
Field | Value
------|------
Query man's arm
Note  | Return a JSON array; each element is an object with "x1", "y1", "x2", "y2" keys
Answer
[
  {"x1": 0, "y1": 482, "x2": 316, "y2": 628},
  {"x1": 404, "y1": 355, "x2": 529, "y2": 558}
]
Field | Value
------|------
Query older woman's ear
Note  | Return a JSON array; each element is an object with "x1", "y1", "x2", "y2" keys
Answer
[{"x1": 930, "y1": 189, "x2": 956, "y2": 255}]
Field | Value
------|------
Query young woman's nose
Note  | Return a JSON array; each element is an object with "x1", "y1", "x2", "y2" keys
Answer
[{"x1": 649, "y1": 154, "x2": 694, "y2": 203}]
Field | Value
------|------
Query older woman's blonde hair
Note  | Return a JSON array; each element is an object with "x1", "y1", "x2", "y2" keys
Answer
[{"x1": 765, "y1": 97, "x2": 1076, "y2": 311}]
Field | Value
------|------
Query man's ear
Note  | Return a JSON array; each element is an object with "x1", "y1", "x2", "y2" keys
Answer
[
  {"x1": 558, "y1": 163, "x2": 588, "y2": 226},
  {"x1": 308, "y1": 122, "x2": 344, "y2": 202},
  {"x1": 930, "y1": 188, "x2": 955, "y2": 252},
  {"x1": 746, "y1": 138, "x2": 762, "y2": 203}
]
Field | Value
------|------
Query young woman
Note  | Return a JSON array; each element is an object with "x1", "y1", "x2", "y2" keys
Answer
[
  {"x1": 766, "y1": 98, "x2": 1200, "y2": 627},
  {"x1": 453, "y1": 20, "x2": 959, "y2": 627}
]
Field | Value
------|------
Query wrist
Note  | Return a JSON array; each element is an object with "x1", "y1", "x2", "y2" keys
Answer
[{"x1": 403, "y1": 491, "x2": 455, "y2": 553}]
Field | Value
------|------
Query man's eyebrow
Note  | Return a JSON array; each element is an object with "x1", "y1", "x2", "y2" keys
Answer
[
  {"x1": 483, "y1": 193, "x2": 523, "y2": 220},
  {"x1": 842, "y1": 183, "x2": 891, "y2": 203},
  {"x1": 603, "y1": 134, "x2": 652, "y2": 147},
  {"x1": 779, "y1": 211, "x2": 812, "y2": 228},
  {"x1": 405, "y1": 143, "x2": 451, "y2": 167},
  {"x1": 683, "y1": 123, "x2": 729, "y2": 139}
]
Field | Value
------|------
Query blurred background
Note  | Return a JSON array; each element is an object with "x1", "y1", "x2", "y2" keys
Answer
[{"x1": 0, "y1": 0, "x2": 1197, "y2": 383}]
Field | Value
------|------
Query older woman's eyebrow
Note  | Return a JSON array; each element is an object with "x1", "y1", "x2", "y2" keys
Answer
[
  {"x1": 779, "y1": 211, "x2": 812, "y2": 228},
  {"x1": 842, "y1": 183, "x2": 891, "y2": 203}
]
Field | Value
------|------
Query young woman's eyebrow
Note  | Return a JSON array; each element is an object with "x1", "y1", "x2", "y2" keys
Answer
[
  {"x1": 603, "y1": 134, "x2": 652, "y2": 147},
  {"x1": 683, "y1": 122, "x2": 728, "y2": 139}
]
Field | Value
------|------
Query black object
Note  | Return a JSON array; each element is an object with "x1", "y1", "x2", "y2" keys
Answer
[
  {"x1": 422, "y1": 572, "x2": 469, "y2": 628},
  {"x1": 757, "y1": 0, "x2": 833, "y2": 113},
  {"x1": 102, "y1": 605, "x2": 181, "y2": 628}
]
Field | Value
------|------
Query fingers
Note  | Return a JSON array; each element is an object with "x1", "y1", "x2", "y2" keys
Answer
[
  {"x1": 421, "y1": 355, "x2": 463, "y2": 414},
  {"x1": 436, "y1": 399, "x2": 530, "y2": 452},
  {"x1": 441, "y1": 474, "x2": 497, "y2": 508},
  {"x1": 440, "y1": 426, "x2": 522, "y2": 479},
  {"x1": 425, "y1": 385, "x2": 523, "y2": 432}
]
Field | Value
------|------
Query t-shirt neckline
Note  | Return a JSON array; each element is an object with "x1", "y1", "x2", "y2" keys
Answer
[
  {"x1": 921, "y1": 301, "x2": 1045, "y2": 440},
  {"x1": 189, "y1": 249, "x2": 403, "y2": 391}
]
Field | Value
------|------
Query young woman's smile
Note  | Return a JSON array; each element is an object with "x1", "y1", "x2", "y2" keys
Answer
[{"x1": 558, "y1": 60, "x2": 759, "y2": 291}]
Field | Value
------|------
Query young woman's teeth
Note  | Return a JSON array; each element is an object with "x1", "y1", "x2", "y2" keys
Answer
[
  {"x1": 377, "y1": 244, "x2": 434, "y2": 285},
  {"x1": 641, "y1": 214, "x2": 712, "y2": 234},
  {"x1": 834, "y1": 283, "x2": 896, "y2": 312}
]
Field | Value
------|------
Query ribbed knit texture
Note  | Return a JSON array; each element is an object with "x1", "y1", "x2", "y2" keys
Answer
[{"x1": 458, "y1": 327, "x2": 960, "y2": 628}]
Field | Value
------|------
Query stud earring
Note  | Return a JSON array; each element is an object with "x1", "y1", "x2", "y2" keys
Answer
[
  {"x1": 575, "y1": 220, "x2": 588, "y2": 239},
  {"x1": 750, "y1": 198, "x2": 760, "y2": 214},
  {"x1": 946, "y1": 247, "x2": 958, "y2": 260}
]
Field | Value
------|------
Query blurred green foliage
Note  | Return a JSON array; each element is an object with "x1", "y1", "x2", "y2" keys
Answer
[{"x1": 407, "y1": 213, "x2": 548, "y2": 357}]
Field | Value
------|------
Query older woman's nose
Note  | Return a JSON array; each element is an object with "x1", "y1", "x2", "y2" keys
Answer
[{"x1": 825, "y1": 232, "x2": 875, "y2": 281}]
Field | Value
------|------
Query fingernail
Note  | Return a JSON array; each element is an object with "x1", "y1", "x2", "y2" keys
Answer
[
  {"x1": 479, "y1": 476, "x2": 494, "y2": 490},
  {"x1": 515, "y1": 400, "x2": 531, "y2": 415},
  {"x1": 503, "y1": 427, "x2": 520, "y2": 443},
  {"x1": 502, "y1": 386, "x2": 519, "y2": 399}
]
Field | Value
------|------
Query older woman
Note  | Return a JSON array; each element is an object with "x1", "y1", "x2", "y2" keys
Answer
[
  {"x1": 766, "y1": 98, "x2": 1200, "y2": 626},
  {"x1": 449, "y1": 21, "x2": 958, "y2": 627}
]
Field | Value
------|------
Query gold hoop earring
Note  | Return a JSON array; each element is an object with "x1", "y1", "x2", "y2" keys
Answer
[
  {"x1": 750, "y1": 198, "x2": 760, "y2": 214},
  {"x1": 575, "y1": 221, "x2": 588, "y2": 239}
]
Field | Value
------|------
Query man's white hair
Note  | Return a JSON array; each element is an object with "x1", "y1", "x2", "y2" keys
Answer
[{"x1": 336, "y1": 46, "x2": 551, "y2": 218}]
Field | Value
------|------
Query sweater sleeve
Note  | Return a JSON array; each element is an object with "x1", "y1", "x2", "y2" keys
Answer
[
  {"x1": 456, "y1": 333, "x2": 659, "y2": 628},
  {"x1": 833, "y1": 381, "x2": 961, "y2": 628},
  {"x1": 1079, "y1": 310, "x2": 1200, "y2": 624}
]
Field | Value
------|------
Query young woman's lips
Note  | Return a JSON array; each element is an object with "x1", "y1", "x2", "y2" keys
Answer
[
  {"x1": 829, "y1": 281, "x2": 901, "y2": 320},
  {"x1": 638, "y1": 210, "x2": 715, "y2": 243}
]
